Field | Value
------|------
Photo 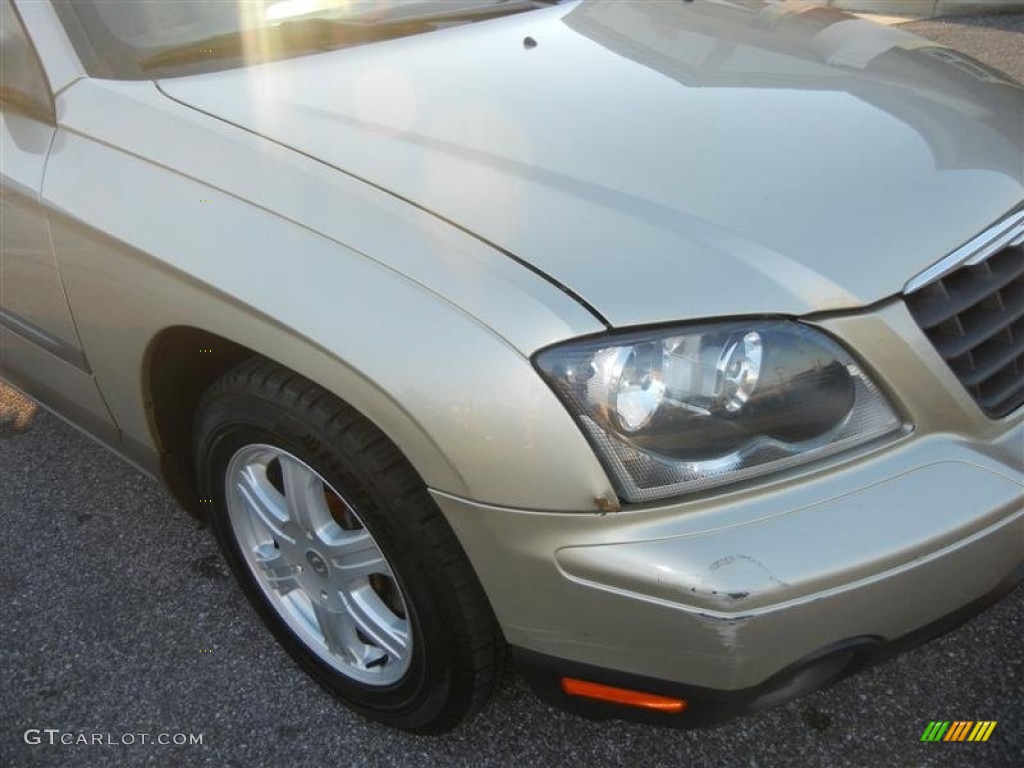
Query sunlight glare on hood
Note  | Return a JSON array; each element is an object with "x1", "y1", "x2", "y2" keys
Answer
[{"x1": 265, "y1": 0, "x2": 349, "y2": 22}]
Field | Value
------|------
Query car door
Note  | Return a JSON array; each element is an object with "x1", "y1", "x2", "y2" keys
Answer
[{"x1": 0, "y1": 0, "x2": 117, "y2": 443}]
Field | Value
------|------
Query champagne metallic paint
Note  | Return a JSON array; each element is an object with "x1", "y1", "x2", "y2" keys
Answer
[{"x1": 2, "y1": 0, "x2": 1021, "y2": 702}]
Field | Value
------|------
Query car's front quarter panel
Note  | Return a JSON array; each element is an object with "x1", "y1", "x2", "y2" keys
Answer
[{"x1": 43, "y1": 77, "x2": 615, "y2": 511}]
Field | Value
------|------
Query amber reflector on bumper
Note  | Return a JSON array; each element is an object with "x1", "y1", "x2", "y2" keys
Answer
[{"x1": 560, "y1": 678, "x2": 688, "y2": 713}]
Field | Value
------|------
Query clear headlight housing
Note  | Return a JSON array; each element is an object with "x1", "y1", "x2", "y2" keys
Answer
[{"x1": 534, "y1": 320, "x2": 903, "y2": 503}]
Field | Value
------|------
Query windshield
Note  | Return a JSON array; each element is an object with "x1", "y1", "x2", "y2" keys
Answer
[{"x1": 54, "y1": 0, "x2": 551, "y2": 79}]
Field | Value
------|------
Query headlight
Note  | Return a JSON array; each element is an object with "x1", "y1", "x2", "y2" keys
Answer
[{"x1": 534, "y1": 320, "x2": 903, "y2": 503}]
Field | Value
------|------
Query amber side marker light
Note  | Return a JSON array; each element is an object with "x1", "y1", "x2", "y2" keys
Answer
[{"x1": 561, "y1": 678, "x2": 688, "y2": 714}]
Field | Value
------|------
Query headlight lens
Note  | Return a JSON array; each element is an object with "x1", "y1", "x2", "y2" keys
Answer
[{"x1": 535, "y1": 320, "x2": 903, "y2": 503}]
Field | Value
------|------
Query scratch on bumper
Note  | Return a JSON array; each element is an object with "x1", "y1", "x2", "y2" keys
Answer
[{"x1": 555, "y1": 461, "x2": 1022, "y2": 615}]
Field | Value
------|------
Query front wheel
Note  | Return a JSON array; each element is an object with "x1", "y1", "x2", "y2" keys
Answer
[{"x1": 193, "y1": 359, "x2": 505, "y2": 733}]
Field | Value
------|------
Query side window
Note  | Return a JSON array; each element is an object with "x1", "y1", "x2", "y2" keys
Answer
[{"x1": 0, "y1": 0, "x2": 54, "y2": 122}]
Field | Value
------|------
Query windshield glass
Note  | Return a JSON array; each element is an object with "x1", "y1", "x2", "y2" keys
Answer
[{"x1": 54, "y1": 0, "x2": 549, "y2": 79}]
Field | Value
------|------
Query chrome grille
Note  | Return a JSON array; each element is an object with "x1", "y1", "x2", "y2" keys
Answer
[{"x1": 905, "y1": 214, "x2": 1024, "y2": 419}]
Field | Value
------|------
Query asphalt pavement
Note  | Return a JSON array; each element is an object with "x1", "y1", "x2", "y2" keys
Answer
[{"x1": 3, "y1": 11, "x2": 1023, "y2": 768}]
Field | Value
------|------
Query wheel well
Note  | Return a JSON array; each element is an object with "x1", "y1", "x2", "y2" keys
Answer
[{"x1": 144, "y1": 326, "x2": 253, "y2": 517}]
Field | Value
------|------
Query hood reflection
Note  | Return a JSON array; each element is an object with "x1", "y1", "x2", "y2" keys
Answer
[{"x1": 562, "y1": 0, "x2": 1022, "y2": 175}]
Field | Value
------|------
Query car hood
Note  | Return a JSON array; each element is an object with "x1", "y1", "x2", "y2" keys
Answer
[{"x1": 159, "y1": 0, "x2": 1024, "y2": 328}]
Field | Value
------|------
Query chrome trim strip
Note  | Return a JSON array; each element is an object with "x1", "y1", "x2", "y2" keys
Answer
[
  {"x1": 0, "y1": 308, "x2": 91, "y2": 373},
  {"x1": 904, "y1": 203, "x2": 1024, "y2": 294}
]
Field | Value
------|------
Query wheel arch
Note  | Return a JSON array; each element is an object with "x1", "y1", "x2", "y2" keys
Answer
[
  {"x1": 140, "y1": 324, "x2": 470, "y2": 518},
  {"x1": 142, "y1": 325, "x2": 252, "y2": 516}
]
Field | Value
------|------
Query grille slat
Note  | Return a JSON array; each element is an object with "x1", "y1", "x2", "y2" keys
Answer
[
  {"x1": 957, "y1": 331, "x2": 1024, "y2": 387},
  {"x1": 930, "y1": 284, "x2": 1024, "y2": 359},
  {"x1": 906, "y1": 235, "x2": 1024, "y2": 419},
  {"x1": 977, "y1": 366, "x2": 1024, "y2": 413},
  {"x1": 911, "y1": 250, "x2": 1024, "y2": 329}
]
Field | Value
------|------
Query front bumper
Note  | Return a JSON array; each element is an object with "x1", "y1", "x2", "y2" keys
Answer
[
  {"x1": 431, "y1": 410, "x2": 1023, "y2": 720},
  {"x1": 513, "y1": 561, "x2": 1022, "y2": 727}
]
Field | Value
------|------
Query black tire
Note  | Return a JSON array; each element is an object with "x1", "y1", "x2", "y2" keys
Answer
[{"x1": 193, "y1": 358, "x2": 505, "y2": 733}]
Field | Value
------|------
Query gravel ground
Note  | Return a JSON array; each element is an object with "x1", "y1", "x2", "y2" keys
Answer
[
  {"x1": 3, "y1": 10, "x2": 1024, "y2": 768},
  {"x1": 901, "y1": 13, "x2": 1024, "y2": 83}
]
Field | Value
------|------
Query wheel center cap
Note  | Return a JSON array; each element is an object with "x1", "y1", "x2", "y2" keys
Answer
[{"x1": 305, "y1": 550, "x2": 329, "y2": 578}]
